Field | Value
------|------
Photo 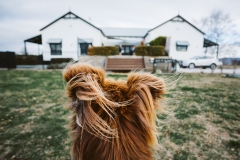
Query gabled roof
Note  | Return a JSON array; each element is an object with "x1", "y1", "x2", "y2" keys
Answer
[
  {"x1": 39, "y1": 12, "x2": 204, "y2": 39},
  {"x1": 40, "y1": 12, "x2": 105, "y2": 36},
  {"x1": 100, "y1": 28, "x2": 150, "y2": 38},
  {"x1": 144, "y1": 15, "x2": 205, "y2": 37}
]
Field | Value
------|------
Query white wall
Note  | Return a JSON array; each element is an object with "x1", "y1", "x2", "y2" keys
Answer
[
  {"x1": 41, "y1": 18, "x2": 105, "y2": 61},
  {"x1": 145, "y1": 20, "x2": 204, "y2": 60}
]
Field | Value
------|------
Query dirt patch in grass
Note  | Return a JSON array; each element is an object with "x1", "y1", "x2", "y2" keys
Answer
[
  {"x1": 0, "y1": 70, "x2": 71, "y2": 159},
  {"x1": 155, "y1": 73, "x2": 240, "y2": 159}
]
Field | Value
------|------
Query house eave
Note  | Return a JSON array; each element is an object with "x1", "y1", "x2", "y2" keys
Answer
[
  {"x1": 39, "y1": 11, "x2": 106, "y2": 37},
  {"x1": 24, "y1": 34, "x2": 42, "y2": 44},
  {"x1": 144, "y1": 15, "x2": 205, "y2": 38}
]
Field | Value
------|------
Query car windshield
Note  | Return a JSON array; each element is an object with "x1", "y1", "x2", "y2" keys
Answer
[
  {"x1": 205, "y1": 56, "x2": 214, "y2": 59},
  {"x1": 190, "y1": 56, "x2": 199, "y2": 59}
]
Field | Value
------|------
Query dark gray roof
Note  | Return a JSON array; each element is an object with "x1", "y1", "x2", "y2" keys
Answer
[
  {"x1": 204, "y1": 38, "x2": 218, "y2": 47},
  {"x1": 24, "y1": 35, "x2": 42, "y2": 44},
  {"x1": 100, "y1": 28, "x2": 150, "y2": 38}
]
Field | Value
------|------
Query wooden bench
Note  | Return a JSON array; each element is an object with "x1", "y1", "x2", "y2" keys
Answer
[{"x1": 105, "y1": 57, "x2": 145, "y2": 71}]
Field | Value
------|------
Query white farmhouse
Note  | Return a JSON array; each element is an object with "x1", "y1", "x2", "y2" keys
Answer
[
  {"x1": 145, "y1": 16, "x2": 214, "y2": 60},
  {"x1": 24, "y1": 11, "x2": 218, "y2": 61}
]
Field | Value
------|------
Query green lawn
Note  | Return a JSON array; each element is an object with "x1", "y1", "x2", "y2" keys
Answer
[{"x1": 0, "y1": 70, "x2": 240, "y2": 159}]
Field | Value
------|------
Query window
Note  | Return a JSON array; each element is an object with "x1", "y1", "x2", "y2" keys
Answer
[
  {"x1": 176, "y1": 41, "x2": 189, "y2": 52},
  {"x1": 204, "y1": 56, "x2": 213, "y2": 59},
  {"x1": 49, "y1": 43, "x2": 62, "y2": 55},
  {"x1": 176, "y1": 45, "x2": 188, "y2": 51},
  {"x1": 190, "y1": 56, "x2": 199, "y2": 59},
  {"x1": 198, "y1": 56, "x2": 205, "y2": 59}
]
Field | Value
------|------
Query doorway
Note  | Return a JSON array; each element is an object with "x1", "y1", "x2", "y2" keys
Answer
[
  {"x1": 122, "y1": 45, "x2": 133, "y2": 55},
  {"x1": 79, "y1": 43, "x2": 92, "y2": 55}
]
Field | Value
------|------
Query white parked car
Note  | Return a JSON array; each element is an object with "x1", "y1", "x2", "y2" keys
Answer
[{"x1": 181, "y1": 56, "x2": 222, "y2": 69}]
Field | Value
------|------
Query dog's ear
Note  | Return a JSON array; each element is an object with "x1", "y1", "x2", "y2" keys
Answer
[
  {"x1": 63, "y1": 63, "x2": 104, "y2": 86},
  {"x1": 63, "y1": 63, "x2": 106, "y2": 100},
  {"x1": 126, "y1": 73, "x2": 166, "y2": 147},
  {"x1": 126, "y1": 72, "x2": 166, "y2": 121},
  {"x1": 63, "y1": 63, "x2": 122, "y2": 139},
  {"x1": 127, "y1": 72, "x2": 166, "y2": 102}
]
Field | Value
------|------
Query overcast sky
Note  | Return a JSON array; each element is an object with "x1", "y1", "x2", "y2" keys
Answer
[{"x1": 0, "y1": 0, "x2": 240, "y2": 54}]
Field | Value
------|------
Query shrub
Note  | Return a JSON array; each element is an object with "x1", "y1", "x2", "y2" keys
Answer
[
  {"x1": 135, "y1": 46, "x2": 165, "y2": 56},
  {"x1": 51, "y1": 58, "x2": 72, "y2": 64},
  {"x1": 87, "y1": 46, "x2": 94, "y2": 55},
  {"x1": 15, "y1": 55, "x2": 43, "y2": 65},
  {"x1": 88, "y1": 46, "x2": 118, "y2": 56},
  {"x1": 149, "y1": 36, "x2": 166, "y2": 46}
]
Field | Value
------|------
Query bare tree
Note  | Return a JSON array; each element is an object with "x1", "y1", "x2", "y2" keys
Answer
[{"x1": 194, "y1": 10, "x2": 240, "y2": 57}]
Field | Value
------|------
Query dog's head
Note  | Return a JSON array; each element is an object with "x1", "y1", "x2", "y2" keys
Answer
[{"x1": 63, "y1": 62, "x2": 166, "y2": 160}]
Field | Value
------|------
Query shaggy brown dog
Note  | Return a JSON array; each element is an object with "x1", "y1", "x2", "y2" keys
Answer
[{"x1": 63, "y1": 62, "x2": 166, "y2": 160}]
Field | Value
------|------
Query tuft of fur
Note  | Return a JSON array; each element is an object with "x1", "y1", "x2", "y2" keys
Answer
[{"x1": 63, "y1": 62, "x2": 166, "y2": 160}]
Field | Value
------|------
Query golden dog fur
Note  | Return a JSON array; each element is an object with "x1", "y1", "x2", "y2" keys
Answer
[{"x1": 63, "y1": 62, "x2": 166, "y2": 160}]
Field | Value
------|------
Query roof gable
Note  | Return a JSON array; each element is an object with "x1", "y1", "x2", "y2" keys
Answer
[
  {"x1": 145, "y1": 15, "x2": 204, "y2": 37},
  {"x1": 40, "y1": 12, "x2": 105, "y2": 36}
]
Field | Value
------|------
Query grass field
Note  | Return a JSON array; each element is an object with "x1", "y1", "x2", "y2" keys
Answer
[{"x1": 0, "y1": 70, "x2": 240, "y2": 159}]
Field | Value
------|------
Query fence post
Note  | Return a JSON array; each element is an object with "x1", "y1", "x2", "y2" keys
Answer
[{"x1": 153, "y1": 59, "x2": 157, "y2": 74}]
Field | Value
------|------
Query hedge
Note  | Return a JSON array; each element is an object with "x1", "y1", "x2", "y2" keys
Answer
[
  {"x1": 15, "y1": 55, "x2": 43, "y2": 65},
  {"x1": 149, "y1": 36, "x2": 166, "y2": 46},
  {"x1": 51, "y1": 58, "x2": 72, "y2": 64},
  {"x1": 88, "y1": 46, "x2": 118, "y2": 56},
  {"x1": 135, "y1": 46, "x2": 165, "y2": 56}
]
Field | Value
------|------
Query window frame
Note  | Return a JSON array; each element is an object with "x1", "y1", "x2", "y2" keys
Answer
[
  {"x1": 79, "y1": 43, "x2": 92, "y2": 55},
  {"x1": 122, "y1": 45, "x2": 134, "y2": 55},
  {"x1": 49, "y1": 43, "x2": 62, "y2": 55},
  {"x1": 176, "y1": 44, "x2": 188, "y2": 51}
]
